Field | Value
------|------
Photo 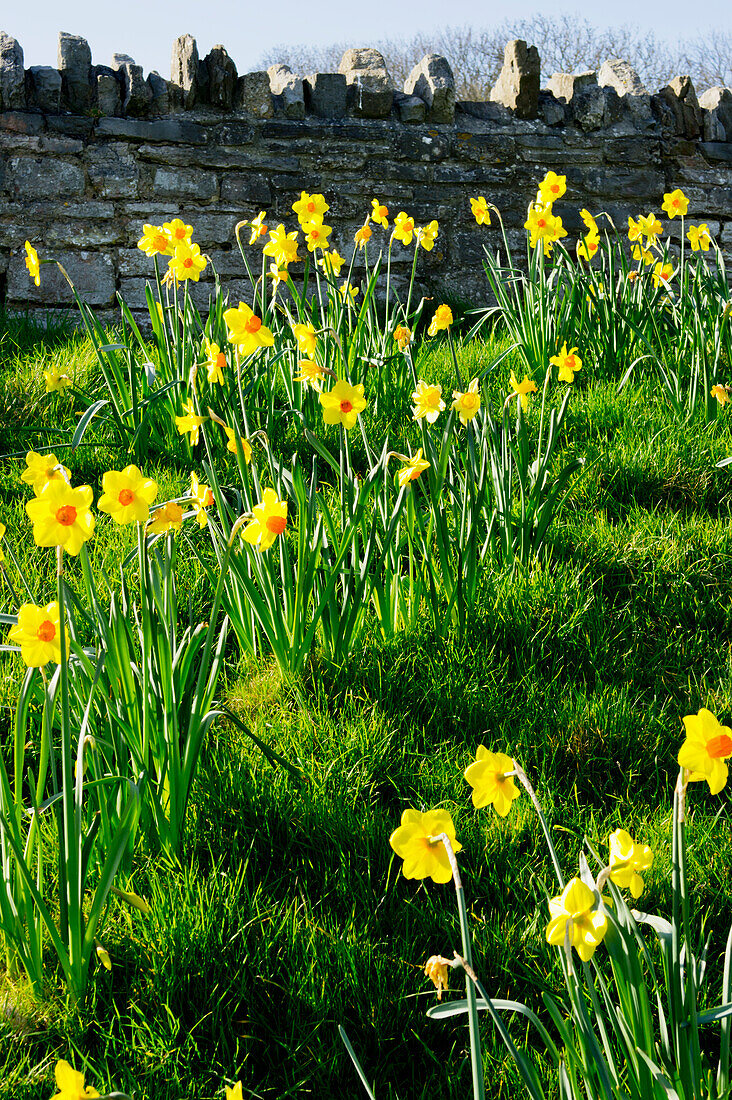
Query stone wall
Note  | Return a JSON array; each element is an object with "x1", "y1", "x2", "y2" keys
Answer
[{"x1": 0, "y1": 32, "x2": 731, "y2": 320}]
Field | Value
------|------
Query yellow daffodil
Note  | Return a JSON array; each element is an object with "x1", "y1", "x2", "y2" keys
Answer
[
  {"x1": 263, "y1": 224, "x2": 301, "y2": 267},
  {"x1": 302, "y1": 219, "x2": 332, "y2": 252},
  {"x1": 538, "y1": 170, "x2": 566, "y2": 206},
  {"x1": 371, "y1": 199, "x2": 389, "y2": 227},
  {"x1": 550, "y1": 343, "x2": 582, "y2": 383},
  {"x1": 469, "y1": 196, "x2": 491, "y2": 225},
  {"x1": 189, "y1": 472, "x2": 214, "y2": 528},
  {"x1": 524, "y1": 204, "x2": 566, "y2": 252},
  {"x1": 203, "y1": 340, "x2": 226, "y2": 385},
  {"x1": 242, "y1": 488, "x2": 287, "y2": 551},
  {"x1": 319, "y1": 249, "x2": 346, "y2": 276},
  {"x1": 411, "y1": 380, "x2": 445, "y2": 423},
  {"x1": 652, "y1": 262, "x2": 674, "y2": 288},
  {"x1": 137, "y1": 225, "x2": 173, "y2": 257},
  {"x1": 21, "y1": 451, "x2": 71, "y2": 494},
  {"x1": 294, "y1": 358, "x2": 325, "y2": 391},
  {"x1": 51, "y1": 1059, "x2": 100, "y2": 1099},
  {"x1": 168, "y1": 240, "x2": 207, "y2": 282},
  {"x1": 637, "y1": 213, "x2": 663, "y2": 245},
  {"x1": 225, "y1": 1083, "x2": 243, "y2": 1100},
  {"x1": 416, "y1": 220, "x2": 439, "y2": 251},
  {"x1": 24, "y1": 240, "x2": 40, "y2": 286},
  {"x1": 546, "y1": 878, "x2": 608, "y2": 961},
  {"x1": 267, "y1": 263, "x2": 288, "y2": 289},
  {"x1": 608, "y1": 829, "x2": 653, "y2": 899},
  {"x1": 354, "y1": 222, "x2": 372, "y2": 249},
  {"x1": 687, "y1": 223, "x2": 711, "y2": 252},
  {"x1": 8, "y1": 602, "x2": 68, "y2": 668},
  {"x1": 464, "y1": 746, "x2": 520, "y2": 817},
  {"x1": 452, "y1": 378, "x2": 481, "y2": 425},
  {"x1": 389, "y1": 808, "x2": 462, "y2": 884},
  {"x1": 510, "y1": 371, "x2": 538, "y2": 411},
  {"x1": 147, "y1": 501, "x2": 184, "y2": 534},
  {"x1": 224, "y1": 303, "x2": 275, "y2": 356},
  {"x1": 428, "y1": 304, "x2": 453, "y2": 336},
  {"x1": 580, "y1": 209, "x2": 599, "y2": 236},
  {"x1": 45, "y1": 367, "x2": 73, "y2": 394},
  {"x1": 711, "y1": 384, "x2": 730, "y2": 406},
  {"x1": 26, "y1": 481, "x2": 95, "y2": 556},
  {"x1": 292, "y1": 191, "x2": 329, "y2": 224},
  {"x1": 397, "y1": 449, "x2": 430, "y2": 487},
  {"x1": 223, "y1": 426, "x2": 252, "y2": 462},
  {"x1": 678, "y1": 708, "x2": 732, "y2": 795},
  {"x1": 339, "y1": 281, "x2": 359, "y2": 302},
  {"x1": 662, "y1": 188, "x2": 689, "y2": 218},
  {"x1": 319, "y1": 379, "x2": 367, "y2": 430},
  {"x1": 163, "y1": 218, "x2": 193, "y2": 247},
  {"x1": 424, "y1": 956, "x2": 450, "y2": 1000},
  {"x1": 293, "y1": 322, "x2": 318, "y2": 358},
  {"x1": 577, "y1": 232, "x2": 599, "y2": 261},
  {"x1": 632, "y1": 242, "x2": 655, "y2": 266},
  {"x1": 97, "y1": 465, "x2": 158, "y2": 525},
  {"x1": 175, "y1": 399, "x2": 206, "y2": 446},
  {"x1": 392, "y1": 211, "x2": 415, "y2": 246},
  {"x1": 248, "y1": 210, "x2": 268, "y2": 244},
  {"x1": 393, "y1": 325, "x2": 412, "y2": 352}
]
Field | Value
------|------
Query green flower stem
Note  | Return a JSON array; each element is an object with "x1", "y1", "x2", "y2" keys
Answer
[
  {"x1": 436, "y1": 832, "x2": 485, "y2": 1100},
  {"x1": 512, "y1": 759, "x2": 565, "y2": 890}
]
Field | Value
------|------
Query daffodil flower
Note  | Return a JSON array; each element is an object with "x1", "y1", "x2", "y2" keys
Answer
[
  {"x1": 546, "y1": 878, "x2": 608, "y2": 961},
  {"x1": 389, "y1": 808, "x2": 462, "y2": 883}
]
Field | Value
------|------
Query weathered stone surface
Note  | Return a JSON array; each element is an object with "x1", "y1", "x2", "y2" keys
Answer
[
  {"x1": 111, "y1": 53, "x2": 135, "y2": 70},
  {"x1": 206, "y1": 45, "x2": 237, "y2": 110},
  {"x1": 58, "y1": 32, "x2": 92, "y2": 113},
  {"x1": 170, "y1": 34, "x2": 198, "y2": 109},
  {"x1": 660, "y1": 75, "x2": 703, "y2": 139},
  {"x1": 701, "y1": 142, "x2": 732, "y2": 164},
  {"x1": 87, "y1": 143, "x2": 138, "y2": 197},
  {"x1": 7, "y1": 248, "x2": 115, "y2": 305},
  {"x1": 303, "y1": 73, "x2": 347, "y2": 118},
  {"x1": 147, "y1": 72, "x2": 169, "y2": 117},
  {"x1": 268, "y1": 65, "x2": 305, "y2": 120},
  {"x1": 490, "y1": 39, "x2": 539, "y2": 119},
  {"x1": 95, "y1": 67, "x2": 122, "y2": 116},
  {"x1": 9, "y1": 156, "x2": 85, "y2": 198},
  {"x1": 120, "y1": 62, "x2": 152, "y2": 117},
  {"x1": 547, "y1": 70, "x2": 597, "y2": 102},
  {"x1": 538, "y1": 91, "x2": 565, "y2": 126},
  {"x1": 598, "y1": 59, "x2": 646, "y2": 96},
  {"x1": 699, "y1": 87, "x2": 732, "y2": 143},
  {"x1": 234, "y1": 71, "x2": 273, "y2": 118},
  {"x1": 339, "y1": 47, "x2": 393, "y2": 118},
  {"x1": 96, "y1": 117, "x2": 205, "y2": 143},
  {"x1": 0, "y1": 33, "x2": 25, "y2": 110},
  {"x1": 152, "y1": 165, "x2": 217, "y2": 200},
  {"x1": 28, "y1": 66, "x2": 62, "y2": 113},
  {"x1": 220, "y1": 174, "x2": 272, "y2": 204},
  {"x1": 404, "y1": 54, "x2": 455, "y2": 123},
  {"x1": 457, "y1": 100, "x2": 512, "y2": 124},
  {"x1": 394, "y1": 91, "x2": 426, "y2": 123},
  {"x1": 47, "y1": 115, "x2": 94, "y2": 138}
]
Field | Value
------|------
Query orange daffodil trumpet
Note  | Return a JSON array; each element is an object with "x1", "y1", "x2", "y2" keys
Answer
[
  {"x1": 242, "y1": 488, "x2": 287, "y2": 552},
  {"x1": 678, "y1": 708, "x2": 732, "y2": 795},
  {"x1": 389, "y1": 808, "x2": 462, "y2": 884},
  {"x1": 469, "y1": 196, "x2": 491, "y2": 225},
  {"x1": 354, "y1": 222, "x2": 372, "y2": 248},
  {"x1": 97, "y1": 466, "x2": 158, "y2": 525},
  {"x1": 371, "y1": 199, "x2": 389, "y2": 227},
  {"x1": 7, "y1": 602, "x2": 69, "y2": 668},
  {"x1": 224, "y1": 302, "x2": 275, "y2": 356}
]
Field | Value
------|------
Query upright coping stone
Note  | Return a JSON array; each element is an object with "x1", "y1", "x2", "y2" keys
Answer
[
  {"x1": 58, "y1": 32, "x2": 92, "y2": 113},
  {"x1": 403, "y1": 54, "x2": 455, "y2": 123},
  {"x1": 490, "y1": 39, "x2": 539, "y2": 120},
  {"x1": 0, "y1": 32, "x2": 26, "y2": 111}
]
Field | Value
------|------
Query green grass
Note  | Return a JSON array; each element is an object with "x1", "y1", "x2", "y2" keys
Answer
[{"x1": 1, "y1": 308, "x2": 732, "y2": 1099}]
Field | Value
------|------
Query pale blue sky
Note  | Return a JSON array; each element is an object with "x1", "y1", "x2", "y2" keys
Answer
[{"x1": 5, "y1": 0, "x2": 730, "y2": 77}]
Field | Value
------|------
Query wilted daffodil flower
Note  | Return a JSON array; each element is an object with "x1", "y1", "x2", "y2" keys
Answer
[
  {"x1": 397, "y1": 449, "x2": 430, "y2": 487},
  {"x1": 263, "y1": 224, "x2": 301, "y2": 267},
  {"x1": 24, "y1": 240, "x2": 40, "y2": 286},
  {"x1": 546, "y1": 878, "x2": 608, "y2": 961},
  {"x1": 26, "y1": 481, "x2": 95, "y2": 556},
  {"x1": 662, "y1": 188, "x2": 689, "y2": 218},
  {"x1": 175, "y1": 399, "x2": 207, "y2": 447},
  {"x1": 452, "y1": 378, "x2": 481, "y2": 425},
  {"x1": 470, "y1": 196, "x2": 491, "y2": 225},
  {"x1": 51, "y1": 1059, "x2": 100, "y2": 1099},
  {"x1": 21, "y1": 451, "x2": 71, "y2": 495},
  {"x1": 389, "y1": 808, "x2": 462, "y2": 884},
  {"x1": 464, "y1": 746, "x2": 520, "y2": 817},
  {"x1": 711, "y1": 384, "x2": 731, "y2": 406},
  {"x1": 510, "y1": 371, "x2": 538, "y2": 411},
  {"x1": 550, "y1": 343, "x2": 582, "y2": 383},
  {"x1": 319, "y1": 379, "x2": 367, "y2": 430},
  {"x1": 392, "y1": 211, "x2": 415, "y2": 246},
  {"x1": 687, "y1": 223, "x2": 712, "y2": 252},
  {"x1": 412, "y1": 380, "x2": 445, "y2": 423},
  {"x1": 224, "y1": 303, "x2": 275, "y2": 356},
  {"x1": 8, "y1": 602, "x2": 69, "y2": 668},
  {"x1": 608, "y1": 829, "x2": 653, "y2": 899},
  {"x1": 242, "y1": 488, "x2": 287, "y2": 552},
  {"x1": 428, "y1": 304, "x2": 453, "y2": 336},
  {"x1": 97, "y1": 465, "x2": 158, "y2": 525},
  {"x1": 147, "y1": 501, "x2": 184, "y2": 535},
  {"x1": 293, "y1": 322, "x2": 317, "y2": 358},
  {"x1": 371, "y1": 199, "x2": 389, "y2": 227},
  {"x1": 678, "y1": 707, "x2": 732, "y2": 795},
  {"x1": 424, "y1": 955, "x2": 450, "y2": 1000},
  {"x1": 354, "y1": 222, "x2": 372, "y2": 249},
  {"x1": 393, "y1": 325, "x2": 412, "y2": 352}
]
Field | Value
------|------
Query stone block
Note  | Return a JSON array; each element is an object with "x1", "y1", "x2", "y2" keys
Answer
[
  {"x1": 598, "y1": 58, "x2": 646, "y2": 96},
  {"x1": 152, "y1": 166, "x2": 218, "y2": 200},
  {"x1": 87, "y1": 143, "x2": 139, "y2": 198},
  {"x1": 28, "y1": 66, "x2": 61, "y2": 113},
  {"x1": 147, "y1": 72, "x2": 169, "y2": 117},
  {"x1": 9, "y1": 156, "x2": 85, "y2": 199},
  {"x1": 268, "y1": 64, "x2": 305, "y2": 120},
  {"x1": 47, "y1": 115, "x2": 95, "y2": 138},
  {"x1": 699, "y1": 87, "x2": 732, "y2": 143},
  {"x1": 7, "y1": 248, "x2": 115, "y2": 306},
  {"x1": 95, "y1": 67, "x2": 122, "y2": 116},
  {"x1": 404, "y1": 54, "x2": 455, "y2": 123},
  {"x1": 538, "y1": 91, "x2": 565, "y2": 126},
  {"x1": 659, "y1": 75, "x2": 703, "y2": 139},
  {"x1": 490, "y1": 39, "x2": 539, "y2": 119},
  {"x1": 96, "y1": 117, "x2": 206, "y2": 143},
  {"x1": 457, "y1": 100, "x2": 512, "y2": 124},
  {"x1": 234, "y1": 71, "x2": 273, "y2": 118},
  {"x1": 547, "y1": 70, "x2": 597, "y2": 103},
  {"x1": 700, "y1": 142, "x2": 732, "y2": 164},
  {"x1": 44, "y1": 219, "x2": 123, "y2": 247},
  {"x1": 394, "y1": 91, "x2": 425, "y2": 123},
  {"x1": 58, "y1": 32, "x2": 92, "y2": 113},
  {"x1": 206, "y1": 45, "x2": 237, "y2": 110},
  {"x1": 394, "y1": 129, "x2": 451, "y2": 161},
  {"x1": 303, "y1": 73, "x2": 347, "y2": 118},
  {"x1": 215, "y1": 120, "x2": 254, "y2": 145},
  {"x1": 339, "y1": 47, "x2": 393, "y2": 118},
  {"x1": 220, "y1": 174, "x2": 272, "y2": 205},
  {"x1": 0, "y1": 33, "x2": 26, "y2": 111},
  {"x1": 120, "y1": 62, "x2": 152, "y2": 117},
  {"x1": 111, "y1": 53, "x2": 135, "y2": 70},
  {"x1": 170, "y1": 33, "x2": 198, "y2": 109}
]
